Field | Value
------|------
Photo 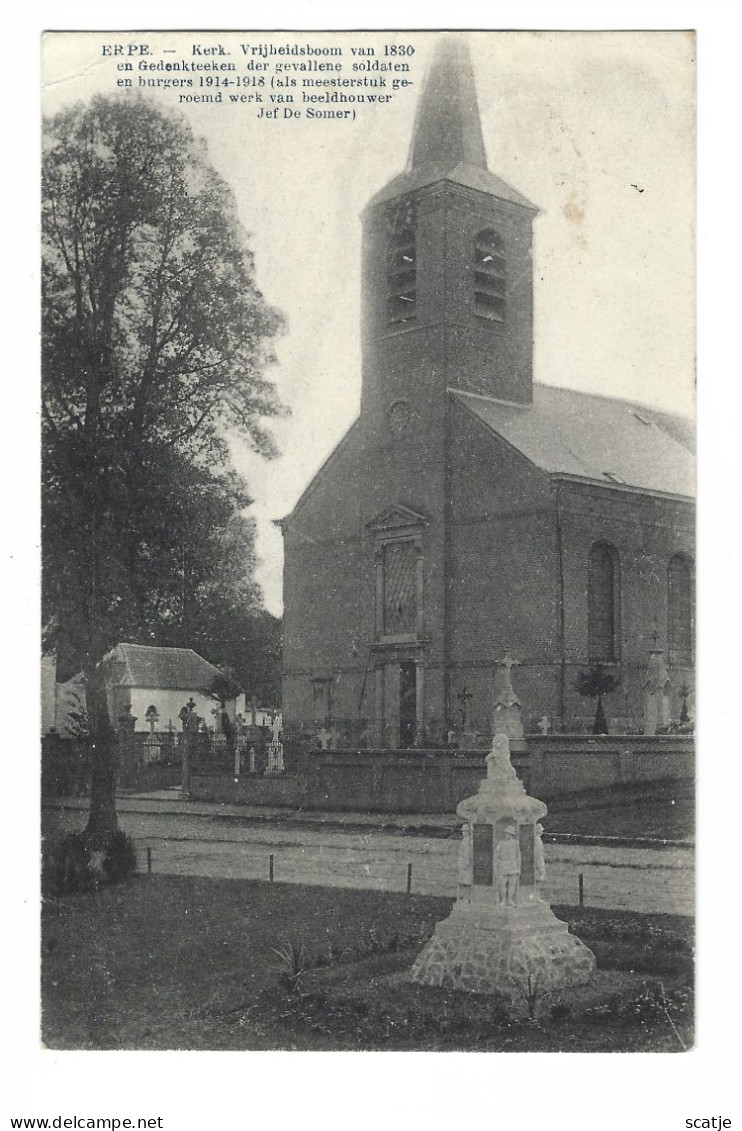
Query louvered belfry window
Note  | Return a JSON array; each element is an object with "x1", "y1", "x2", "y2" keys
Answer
[
  {"x1": 588, "y1": 542, "x2": 619, "y2": 661},
  {"x1": 387, "y1": 199, "x2": 417, "y2": 325},
  {"x1": 383, "y1": 541, "x2": 418, "y2": 635},
  {"x1": 668, "y1": 555, "x2": 694, "y2": 665},
  {"x1": 474, "y1": 229, "x2": 506, "y2": 322}
]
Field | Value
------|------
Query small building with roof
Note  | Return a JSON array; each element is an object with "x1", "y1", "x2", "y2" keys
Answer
[
  {"x1": 46, "y1": 643, "x2": 232, "y2": 735},
  {"x1": 102, "y1": 643, "x2": 229, "y2": 731}
]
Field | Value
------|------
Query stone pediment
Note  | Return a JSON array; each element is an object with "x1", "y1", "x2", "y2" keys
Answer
[{"x1": 366, "y1": 504, "x2": 430, "y2": 532}]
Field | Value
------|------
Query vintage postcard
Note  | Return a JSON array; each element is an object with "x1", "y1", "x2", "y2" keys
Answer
[{"x1": 39, "y1": 27, "x2": 697, "y2": 1066}]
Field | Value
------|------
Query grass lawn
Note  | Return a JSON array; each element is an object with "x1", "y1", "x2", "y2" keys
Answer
[{"x1": 42, "y1": 875, "x2": 694, "y2": 1052}]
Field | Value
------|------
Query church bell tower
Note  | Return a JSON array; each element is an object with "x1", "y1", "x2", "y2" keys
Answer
[{"x1": 360, "y1": 37, "x2": 538, "y2": 432}]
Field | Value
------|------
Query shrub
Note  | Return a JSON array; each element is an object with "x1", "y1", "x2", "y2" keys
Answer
[
  {"x1": 102, "y1": 831, "x2": 138, "y2": 884},
  {"x1": 43, "y1": 830, "x2": 138, "y2": 896},
  {"x1": 51, "y1": 832, "x2": 95, "y2": 895}
]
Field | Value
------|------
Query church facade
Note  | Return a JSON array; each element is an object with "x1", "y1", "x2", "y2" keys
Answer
[{"x1": 280, "y1": 38, "x2": 694, "y2": 747}]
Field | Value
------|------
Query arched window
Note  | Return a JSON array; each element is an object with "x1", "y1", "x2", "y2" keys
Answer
[
  {"x1": 474, "y1": 229, "x2": 506, "y2": 322},
  {"x1": 588, "y1": 542, "x2": 620, "y2": 661},
  {"x1": 387, "y1": 200, "x2": 417, "y2": 325},
  {"x1": 668, "y1": 555, "x2": 694, "y2": 665}
]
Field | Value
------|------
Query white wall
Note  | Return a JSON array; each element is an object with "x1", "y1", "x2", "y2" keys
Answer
[{"x1": 127, "y1": 688, "x2": 233, "y2": 731}]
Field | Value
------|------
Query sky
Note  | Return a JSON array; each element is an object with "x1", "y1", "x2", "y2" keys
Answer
[{"x1": 42, "y1": 30, "x2": 695, "y2": 615}]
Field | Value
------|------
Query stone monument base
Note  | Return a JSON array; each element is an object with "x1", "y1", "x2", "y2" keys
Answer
[{"x1": 410, "y1": 900, "x2": 596, "y2": 996}]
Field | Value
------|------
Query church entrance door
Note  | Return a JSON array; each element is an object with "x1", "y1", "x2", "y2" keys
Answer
[{"x1": 399, "y1": 661, "x2": 417, "y2": 748}]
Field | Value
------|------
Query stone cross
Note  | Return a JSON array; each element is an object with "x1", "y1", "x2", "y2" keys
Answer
[
  {"x1": 495, "y1": 654, "x2": 520, "y2": 700},
  {"x1": 456, "y1": 687, "x2": 474, "y2": 731},
  {"x1": 317, "y1": 727, "x2": 333, "y2": 750},
  {"x1": 492, "y1": 655, "x2": 524, "y2": 739},
  {"x1": 643, "y1": 647, "x2": 672, "y2": 735}
]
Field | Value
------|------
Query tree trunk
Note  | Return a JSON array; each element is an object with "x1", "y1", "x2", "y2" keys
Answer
[{"x1": 84, "y1": 663, "x2": 120, "y2": 848}]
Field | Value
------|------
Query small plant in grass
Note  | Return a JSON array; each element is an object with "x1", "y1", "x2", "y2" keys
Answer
[
  {"x1": 549, "y1": 1001, "x2": 572, "y2": 1023},
  {"x1": 517, "y1": 972, "x2": 547, "y2": 1020},
  {"x1": 272, "y1": 940, "x2": 307, "y2": 995}
]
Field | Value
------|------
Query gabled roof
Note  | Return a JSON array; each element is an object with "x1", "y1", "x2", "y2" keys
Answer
[
  {"x1": 104, "y1": 643, "x2": 221, "y2": 691},
  {"x1": 367, "y1": 504, "x2": 430, "y2": 531},
  {"x1": 452, "y1": 385, "x2": 695, "y2": 499}
]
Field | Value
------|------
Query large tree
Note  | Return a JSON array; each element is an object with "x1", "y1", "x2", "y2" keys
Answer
[{"x1": 42, "y1": 94, "x2": 285, "y2": 844}]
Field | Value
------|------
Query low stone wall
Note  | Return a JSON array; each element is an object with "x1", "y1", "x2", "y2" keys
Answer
[
  {"x1": 524, "y1": 734, "x2": 694, "y2": 798},
  {"x1": 187, "y1": 735, "x2": 693, "y2": 813},
  {"x1": 189, "y1": 772, "x2": 308, "y2": 808},
  {"x1": 304, "y1": 750, "x2": 496, "y2": 812}
]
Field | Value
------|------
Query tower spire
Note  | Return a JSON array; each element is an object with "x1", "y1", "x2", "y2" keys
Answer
[
  {"x1": 367, "y1": 35, "x2": 536, "y2": 211},
  {"x1": 408, "y1": 37, "x2": 488, "y2": 174}
]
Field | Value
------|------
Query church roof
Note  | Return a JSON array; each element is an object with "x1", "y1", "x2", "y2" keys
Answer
[
  {"x1": 368, "y1": 37, "x2": 536, "y2": 211},
  {"x1": 103, "y1": 643, "x2": 221, "y2": 690},
  {"x1": 453, "y1": 385, "x2": 695, "y2": 499}
]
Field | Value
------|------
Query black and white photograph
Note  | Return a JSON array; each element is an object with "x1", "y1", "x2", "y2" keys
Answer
[
  {"x1": 5, "y1": 0, "x2": 742, "y2": 1121},
  {"x1": 36, "y1": 26, "x2": 700, "y2": 1057}
]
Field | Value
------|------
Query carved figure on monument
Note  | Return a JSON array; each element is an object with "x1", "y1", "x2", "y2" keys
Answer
[
  {"x1": 494, "y1": 822, "x2": 521, "y2": 906},
  {"x1": 534, "y1": 823, "x2": 546, "y2": 895},
  {"x1": 457, "y1": 822, "x2": 473, "y2": 903}
]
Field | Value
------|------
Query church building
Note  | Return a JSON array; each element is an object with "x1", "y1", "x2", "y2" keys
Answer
[{"x1": 280, "y1": 38, "x2": 694, "y2": 746}]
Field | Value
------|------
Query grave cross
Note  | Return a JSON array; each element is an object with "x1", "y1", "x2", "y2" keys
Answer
[
  {"x1": 317, "y1": 727, "x2": 333, "y2": 751},
  {"x1": 456, "y1": 687, "x2": 474, "y2": 730}
]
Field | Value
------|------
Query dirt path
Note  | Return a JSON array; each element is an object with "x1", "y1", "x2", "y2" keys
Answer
[{"x1": 44, "y1": 802, "x2": 693, "y2": 915}]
